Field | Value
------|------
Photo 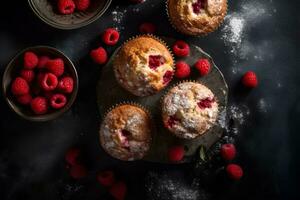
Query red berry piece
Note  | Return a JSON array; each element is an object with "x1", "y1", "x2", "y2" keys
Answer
[
  {"x1": 220, "y1": 144, "x2": 236, "y2": 161},
  {"x1": 74, "y1": 0, "x2": 90, "y2": 11},
  {"x1": 11, "y1": 77, "x2": 29, "y2": 96},
  {"x1": 65, "y1": 148, "x2": 80, "y2": 166},
  {"x1": 58, "y1": 0, "x2": 75, "y2": 15},
  {"x1": 102, "y1": 28, "x2": 120, "y2": 46},
  {"x1": 20, "y1": 69, "x2": 35, "y2": 83},
  {"x1": 50, "y1": 94, "x2": 67, "y2": 109},
  {"x1": 69, "y1": 164, "x2": 87, "y2": 179},
  {"x1": 109, "y1": 181, "x2": 127, "y2": 200},
  {"x1": 226, "y1": 164, "x2": 243, "y2": 180},
  {"x1": 58, "y1": 77, "x2": 74, "y2": 93},
  {"x1": 165, "y1": 115, "x2": 179, "y2": 128},
  {"x1": 168, "y1": 145, "x2": 184, "y2": 162},
  {"x1": 24, "y1": 51, "x2": 38, "y2": 69},
  {"x1": 148, "y1": 55, "x2": 166, "y2": 70},
  {"x1": 175, "y1": 61, "x2": 190, "y2": 78},
  {"x1": 242, "y1": 71, "x2": 258, "y2": 88},
  {"x1": 97, "y1": 170, "x2": 115, "y2": 187},
  {"x1": 195, "y1": 58, "x2": 211, "y2": 76},
  {"x1": 41, "y1": 73, "x2": 58, "y2": 91},
  {"x1": 139, "y1": 22, "x2": 156, "y2": 34},
  {"x1": 90, "y1": 47, "x2": 108, "y2": 64},
  {"x1": 163, "y1": 70, "x2": 173, "y2": 85},
  {"x1": 31, "y1": 97, "x2": 48, "y2": 115},
  {"x1": 46, "y1": 58, "x2": 65, "y2": 77},
  {"x1": 197, "y1": 97, "x2": 215, "y2": 109},
  {"x1": 192, "y1": 0, "x2": 206, "y2": 14},
  {"x1": 172, "y1": 40, "x2": 190, "y2": 57},
  {"x1": 37, "y1": 56, "x2": 50, "y2": 69},
  {"x1": 17, "y1": 94, "x2": 32, "y2": 105}
]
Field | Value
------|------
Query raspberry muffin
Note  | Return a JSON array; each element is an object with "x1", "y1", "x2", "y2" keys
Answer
[
  {"x1": 167, "y1": 0, "x2": 227, "y2": 36},
  {"x1": 99, "y1": 104, "x2": 152, "y2": 161},
  {"x1": 161, "y1": 82, "x2": 218, "y2": 139},
  {"x1": 113, "y1": 35, "x2": 174, "y2": 97}
]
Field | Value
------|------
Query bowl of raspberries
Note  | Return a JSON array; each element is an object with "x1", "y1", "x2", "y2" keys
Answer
[{"x1": 2, "y1": 46, "x2": 78, "y2": 121}]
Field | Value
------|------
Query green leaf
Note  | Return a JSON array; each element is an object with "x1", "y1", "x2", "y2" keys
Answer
[{"x1": 199, "y1": 146, "x2": 206, "y2": 162}]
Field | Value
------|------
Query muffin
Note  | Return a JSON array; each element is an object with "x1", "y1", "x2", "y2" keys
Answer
[
  {"x1": 161, "y1": 82, "x2": 218, "y2": 139},
  {"x1": 167, "y1": 0, "x2": 227, "y2": 36},
  {"x1": 99, "y1": 104, "x2": 152, "y2": 161},
  {"x1": 113, "y1": 35, "x2": 174, "y2": 97}
]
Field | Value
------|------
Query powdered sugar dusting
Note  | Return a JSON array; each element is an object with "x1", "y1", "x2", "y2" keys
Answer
[{"x1": 111, "y1": 6, "x2": 127, "y2": 31}]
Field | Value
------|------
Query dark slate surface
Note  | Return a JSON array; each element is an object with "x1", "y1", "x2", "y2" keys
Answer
[{"x1": 0, "y1": 0, "x2": 299, "y2": 200}]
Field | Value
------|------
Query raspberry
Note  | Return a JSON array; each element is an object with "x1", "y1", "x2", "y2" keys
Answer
[
  {"x1": 20, "y1": 69, "x2": 35, "y2": 83},
  {"x1": 195, "y1": 58, "x2": 211, "y2": 76},
  {"x1": 37, "y1": 56, "x2": 50, "y2": 69},
  {"x1": 172, "y1": 40, "x2": 190, "y2": 57},
  {"x1": 221, "y1": 144, "x2": 236, "y2": 161},
  {"x1": 168, "y1": 145, "x2": 184, "y2": 162},
  {"x1": 46, "y1": 58, "x2": 65, "y2": 77},
  {"x1": 226, "y1": 164, "x2": 243, "y2": 180},
  {"x1": 192, "y1": 0, "x2": 206, "y2": 14},
  {"x1": 165, "y1": 115, "x2": 179, "y2": 128},
  {"x1": 50, "y1": 94, "x2": 67, "y2": 109},
  {"x1": 175, "y1": 61, "x2": 190, "y2": 78},
  {"x1": 31, "y1": 97, "x2": 48, "y2": 115},
  {"x1": 40, "y1": 73, "x2": 58, "y2": 91},
  {"x1": 65, "y1": 148, "x2": 80, "y2": 165},
  {"x1": 90, "y1": 47, "x2": 107, "y2": 64},
  {"x1": 102, "y1": 28, "x2": 120, "y2": 46},
  {"x1": 109, "y1": 181, "x2": 127, "y2": 200},
  {"x1": 58, "y1": 0, "x2": 75, "y2": 15},
  {"x1": 24, "y1": 51, "x2": 38, "y2": 69},
  {"x1": 69, "y1": 164, "x2": 87, "y2": 179},
  {"x1": 163, "y1": 70, "x2": 173, "y2": 85},
  {"x1": 11, "y1": 77, "x2": 30, "y2": 96},
  {"x1": 148, "y1": 55, "x2": 166, "y2": 70},
  {"x1": 242, "y1": 71, "x2": 258, "y2": 88},
  {"x1": 74, "y1": 0, "x2": 90, "y2": 11},
  {"x1": 17, "y1": 93, "x2": 32, "y2": 105},
  {"x1": 197, "y1": 97, "x2": 215, "y2": 109},
  {"x1": 139, "y1": 22, "x2": 156, "y2": 34},
  {"x1": 97, "y1": 170, "x2": 115, "y2": 187},
  {"x1": 58, "y1": 77, "x2": 74, "y2": 93}
]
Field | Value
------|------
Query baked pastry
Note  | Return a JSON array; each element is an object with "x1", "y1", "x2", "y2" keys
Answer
[
  {"x1": 161, "y1": 82, "x2": 218, "y2": 139},
  {"x1": 167, "y1": 0, "x2": 227, "y2": 36},
  {"x1": 113, "y1": 35, "x2": 174, "y2": 97},
  {"x1": 99, "y1": 104, "x2": 152, "y2": 161}
]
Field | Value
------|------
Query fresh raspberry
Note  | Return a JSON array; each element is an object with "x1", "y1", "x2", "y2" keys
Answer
[
  {"x1": 90, "y1": 47, "x2": 108, "y2": 64},
  {"x1": 40, "y1": 73, "x2": 58, "y2": 91},
  {"x1": 58, "y1": 0, "x2": 75, "y2": 15},
  {"x1": 65, "y1": 148, "x2": 80, "y2": 166},
  {"x1": 220, "y1": 144, "x2": 236, "y2": 161},
  {"x1": 172, "y1": 40, "x2": 190, "y2": 57},
  {"x1": 175, "y1": 61, "x2": 190, "y2": 78},
  {"x1": 97, "y1": 170, "x2": 115, "y2": 187},
  {"x1": 30, "y1": 97, "x2": 48, "y2": 115},
  {"x1": 11, "y1": 77, "x2": 30, "y2": 96},
  {"x1": 24, "y1": 51, "x2": 38, "y2": 69},
  {"x1": 197, "y1": 97, "x2": 215, "y2": 109},
  {"x1": 58, "y1": 77, "x2": 74, "y2": 93},
  {"x1": 46, "y1": 58, "x2": 65, "y2": 77},
  {"x1": 102, "y1": 28, "x2": 120, "y2": 46},
  {"x1": 139, "y1": 22, "x2": 156, "y2": 34},
  {"x1": 168, "y1": 145, "x2": 184, "y2": 162},
  {"x1": 50, "y1": 94, "x2": 67, "y2": 109},
  {"x1": 17, "y1": 94, "x2": 32, "y2": 105},
  {"x1": 20, "y1": 69, "x2": 35, "y2": 83},
  {"x1": 148, "y1": 55, "x2": 166, "y2": 70},
  {"x1": 37, "y1": 56, "x2": 50, "y2": 69},
  {"x1": 242, "y1": 71, "x2": 258, "y2": 88},
  {"x1": 226, "y1": 164, "x2": 243, "y2": 180},
  {"x1": 74, "y1": 0, "x2": 90, "y2": 11},
  {"x1": 165, "y1": 115, "x2": 179, "y2": 128},
  {"x1": 195, "y1": 58, "x2": 211, "y2": 76},
  {"x1": 69, "y1": 164, "x2": 87, "y2": 179},
  {"x1": 109, "y1": 181, "x2": 127, "y2": 200},
  {"x1": 163, "y1": 70, "x2": 173, "y2": 85}
]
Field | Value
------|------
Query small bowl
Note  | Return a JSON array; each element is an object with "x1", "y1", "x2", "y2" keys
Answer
[
  {"x1": 2, "y1": 46, "x2": 79, "y2": 122},
  {"x1": 28, "y1": 0, "x2": 112, "y2": 30}
]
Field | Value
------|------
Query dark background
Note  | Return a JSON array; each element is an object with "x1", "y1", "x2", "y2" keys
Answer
[{"x1": 0, "y1": 0, "x2": 299, "y2": 199}]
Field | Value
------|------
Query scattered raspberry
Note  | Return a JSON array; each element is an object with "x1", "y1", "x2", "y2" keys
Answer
[
  {"x1": 220, "y1": 144, "x2": 236, "y2": 161},
  {"x1": 50, "y1": 94, "x2": 67, "y2": 109},
  {"x1": 148, "y1": 55, "x2": 166, "y2": 70},
  {"x1": 20, "y1": 69, "x2": 35, "y2": 83},
  {"x1": 109, "y1": 181, "x2": 127, "y2": 200},
  {"x1": 102, "y1": 28, "x2": 120, "y2": 46},
  {"x1": 30, "y1": 97, "x2": 48, "y2": 115},
  {"x1": 172, "y1": 40, "x2": 190, "y2": 57},
  {"x1": 69, "y1": 164, "x2": 87, "y2": 179},
  {"x1": 17, "y1": 94, "x2": 32, "y2": 105},
  {"x1": 139, "y1": 22, "x2": 156, "y2": 34},
  {"x1": 242, "y1": 71, "x2": 258, "y2": 88},
  {"x1": 65, "y1": 148, "x2": 80, "y2": 166},
  {"x1": 46, "y1": 58, "x2": 64, "y2": 77},
  {"x1": 97, "y1": 170, "x2": 115, "y2": 187},
  {"x1": 24, "y1": 51, "x2": 38, "y2": 69},
  {"x1": 226, "y1": 164, "x2": 243, "y2": 180},
  {"x1": 58, "y1": 0, "x2": 75, "y2": 15},
  {"x1": 11, "y1": 77, "x2": 29, "y2": 96},
  {"x1": 175, "y1": 61, "x2": 190, "y2": 78},
  {"x1": 37, "y1": 56, "x2": 50, "y2": 69},
  {"x1": 90, "y1": 47, "x2": 107, "y2": 64},
  {"x1": 58, "y1": 77, "x2": 74, "y2": 93},
  {"x1": 197, "y1": 97, "x2": 215, "y2": 109},
  {"x1": 163, "y1": 70, "x2": 173, "y2": 85},
  {"x1": 165, "y1": 115, "x2": 179, "y2": 128},
  {"x1": 195, "y1": 58, "x2": 211, "y2": 76},
  {"x1": 41, "y1": 73, "x2": 58, "y2": 91},
  {"x1": 168, "y1": 145, "x2": 184, "y2": 162},
  {"x1": 74, "y1": 0, "x2": 90, "y2": 11}
]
